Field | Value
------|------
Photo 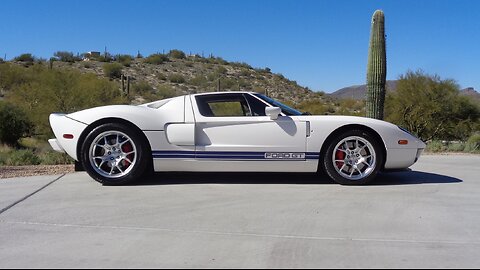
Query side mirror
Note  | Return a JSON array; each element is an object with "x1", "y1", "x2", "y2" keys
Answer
[{"x1": 265, "y1": 107, "x2": 281, "y2": 120}]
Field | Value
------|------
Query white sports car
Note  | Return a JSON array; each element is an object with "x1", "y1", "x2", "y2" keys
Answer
[{"x1": 49, "y1": 91, "x2": 425, "y2": 185}]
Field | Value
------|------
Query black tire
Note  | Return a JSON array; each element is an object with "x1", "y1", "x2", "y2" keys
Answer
[
  {"x1": 322, "y1": 129, "x2": 384, "y2": 185},
  {"x1": 80, "y1": 123, "x2": 150, "y2": 185}
]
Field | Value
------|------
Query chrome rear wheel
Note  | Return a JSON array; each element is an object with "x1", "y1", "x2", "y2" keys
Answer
[
  {"x1": 89, "y1": 131, "x2": 137, "y2": 179},
  {"x1": 81, "y1": 123, "x2": 150, "y2": 185}
]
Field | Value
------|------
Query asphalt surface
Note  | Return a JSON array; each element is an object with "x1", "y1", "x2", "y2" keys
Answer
[{"x1": 0, "y1": 155, "x2": 479, "y2": 268}]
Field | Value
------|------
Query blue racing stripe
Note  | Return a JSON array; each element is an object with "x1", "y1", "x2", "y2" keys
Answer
[{"x1": 152, "y1": 150, "x2": 320, "y2": 160}]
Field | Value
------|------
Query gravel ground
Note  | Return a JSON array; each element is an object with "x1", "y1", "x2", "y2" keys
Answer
[
  {"x1": 0, "y1": 152, "x2": 477, "y2": 179},
  {"x1": 0, "y1": 165, "x2": 75, "y2": 179}
]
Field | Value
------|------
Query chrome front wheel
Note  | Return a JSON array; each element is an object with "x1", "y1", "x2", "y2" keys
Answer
[
  {"x1": 322, "y1": 130, "x2": 383, "y2": 185},
  {"x1": 332, "y1": 136, "x2": 376, "y2": 181}
]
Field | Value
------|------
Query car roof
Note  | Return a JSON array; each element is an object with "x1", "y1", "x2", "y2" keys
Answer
[{"x1": 191, "y1": 91, "x2": 258, "y2": 97}]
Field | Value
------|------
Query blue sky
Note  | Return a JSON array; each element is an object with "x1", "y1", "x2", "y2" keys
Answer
[{"x1": 1, "y1": 0, "x2": 478, "y2": 92}]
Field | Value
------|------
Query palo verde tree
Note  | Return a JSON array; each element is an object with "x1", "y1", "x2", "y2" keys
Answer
[{"x1": 385, "y1": 70, "x2": 480, "y2": 141}]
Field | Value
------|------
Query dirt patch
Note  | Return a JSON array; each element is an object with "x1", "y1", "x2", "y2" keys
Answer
[{"x1": 0, "y1": 165, "x2": 75, "y2": 179}]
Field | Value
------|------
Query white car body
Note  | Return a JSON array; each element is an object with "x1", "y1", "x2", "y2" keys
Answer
[{"x1": 49, "y1": 92, "x2": 425, "y2": 183}]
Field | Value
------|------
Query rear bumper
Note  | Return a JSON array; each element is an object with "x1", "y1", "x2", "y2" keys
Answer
[
  {"x1": 48, "y1": 139, "x2": 65, "y2": 153},
  {"x1": 49, "y1": 113, "x2": 88, "y2": 161}
]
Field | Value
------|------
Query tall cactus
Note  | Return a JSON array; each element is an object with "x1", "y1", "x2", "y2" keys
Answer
[{"x1": 366, "y1": 10, "x2": 387, "y2": 119}]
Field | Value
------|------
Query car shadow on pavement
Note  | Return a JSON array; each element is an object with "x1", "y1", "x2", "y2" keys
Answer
[
  {"x1": 132, "y1": 170, "x2": 462, "y2": 186},
  {"x1": 373, "y1": 170, "x2": 463, "y2": 186}
]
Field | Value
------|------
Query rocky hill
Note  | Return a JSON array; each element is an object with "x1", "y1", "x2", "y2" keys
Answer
[
  {"x1": 330, "y1": 80, "x2": 479, "y2": 102},
  {"x1": 46, "y1": 55, "x2": 323, "y2": 104},
  {"x1": 460, "y1": 87, "x2": 480, "y2": 102},
  {"x1": 329, "y1": 81, "x2": 398, "y2": 100}
]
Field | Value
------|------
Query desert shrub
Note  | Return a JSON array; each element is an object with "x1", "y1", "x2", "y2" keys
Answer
[
  {"x1": 103, "y1": 63, "x2": 123, "y2": 79},
  {"x1": 0, "y1": 101, "x2": 33, "y2": 145},
  {"x1": 240, "y1": 68, "x2": 251, "y2": 77},
  {"x1": 168, "y1": 49, "x2": 186, "y2": 59},
  {"x1": 156, "y1": 72, "x2": 167, "y2": 80},
  {"x1": 464, "y1": 134, "x2": 480, "y2": 153},
  {"x1": 14, "y1": 53, "x2": 35, "y2": 62},
  {"x1": 426, "y1": 140, "x2": 446, "y2": 152},
  {"x1": 156, "y1": 85, "x2": 176, "y2": 99},
  {"x1": 83, "y1": 62, "x2": 92, "y2": 68},
  {"x1": 0, "y1": 145, "x2": 11, "y2": 165},
  {"x1": 168, "y1": 74, "x2": 185, "y2": 83},
  {"x1": 216, "y1": 66, "x2": 227, "y2": 74},
  {"x1": 7, "y1": 149, "x2": 41, "y2": 165},
  {"x1": 219, "y1": 77, "x2": 237, "y2": 90},
  {"x1": 132, "y1": 81, "x2": 154, "y2": 96},
  {"x1": 144, "y1": 54, "x2": 168, "y2": 65},
  {"x1": 116, "y1": 54, "x2": 133, "y2": 67},
  {"x1": 189, "y1": 75, "x2": 208, "y2": 86},
  {"x1": 136, "y1": 83, "x2": 176, "y2": 102},
  {"x1": 231, "y1": 62, "x2": 252, "y2": 69},
  {"x1": 54, "y1": 51, "x2": 80, "y2": 62},
  {"x1": 4, "y1": 64, "x2": 126, "y2": 135},
  {"x1": 447, "y1": 142, "x2": 465, "y2": 152},
  {"x1": 39, "y1": 151, "x2": 74, "y2": 165}
]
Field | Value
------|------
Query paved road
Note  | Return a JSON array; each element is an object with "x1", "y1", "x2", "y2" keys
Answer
[{"x1": 0, "y1": 155, "x2": 479, "y2": 268}]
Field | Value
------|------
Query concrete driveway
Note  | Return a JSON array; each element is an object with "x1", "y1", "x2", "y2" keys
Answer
[{"x1": 0, "y1": 155, "x2": 479, "y2": 268}]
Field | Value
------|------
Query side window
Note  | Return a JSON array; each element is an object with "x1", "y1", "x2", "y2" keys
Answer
[
  {"x1": 209, "y1": 101, "x2": 245, "y2": 116},
  {"x1": 196, "y1": 94, "x2": 251, "y2": 117},
  {"x1": 244, "y1": 94, "x2": 267, "y2": 116}
]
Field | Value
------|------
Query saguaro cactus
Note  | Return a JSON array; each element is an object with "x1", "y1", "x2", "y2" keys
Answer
[{"x1": 366, "y1": 10, "x2": 387, "y2": 119}]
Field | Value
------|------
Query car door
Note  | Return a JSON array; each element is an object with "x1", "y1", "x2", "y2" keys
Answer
[{"x1": 191, "y1": 93, "x2": 309, "y2": 171}]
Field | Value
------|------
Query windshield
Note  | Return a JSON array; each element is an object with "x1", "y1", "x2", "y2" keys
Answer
[{"x1": 253, "y1": 93, "x2": 303, "y2": 116}]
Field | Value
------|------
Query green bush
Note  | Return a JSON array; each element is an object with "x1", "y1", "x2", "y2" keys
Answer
[
  {"x1": 144, "y1": 54, "x2": 168, "y2": 65},
  {"x1": 426, "y1": 140, "x2": 446, "y2": 152},
  {"x1": 103, "y1": 63, "x2": 123, "y2": 79},
  {"x1": 0, "y1": 101, "x2": 33, "y2": 145},
  {"x1": 189, "y1": 75, "x2": 208, "y2": 86},
  {"x1": 14, "y1": 53, "x2": 35, "y2": 62},
  {"x1": 447, "y1": 142, "x2": 465, "y2": 152},
  {"x1": 168, "y1": 74, "x2": 185, "y2": 83},
  {"x1": 156, "y1": 72, "x2": 167, "y2": 80},
  {"x1": 168, "y1": 49, "x2": 186, "y2": 59},
  {"x1": 3, "y1": 64, "x2": 127, "y2": 135},
  {"x1": 39, "y1": 151, "x2": 74, "y2": 165},
  {"x1": 116, "y1": 54, "x2": 133, "y2": 67},
  {"x1": 132, "y1": 81, "x2": 154, "y2": 95},
  {"x1": 0, "y1": 145, "x2": 10, "y2": 165},
  {"x1": 54, "y1": 51, "x2": 80, "y2": 62},
  {"x1": 464, "y1": 134, "x2": 480, "y2": 153},
  {"x1": 216, "y1": 66, "x2": 227, "y2": 74},
  {"x1": 385, "y1": 71, "x2": 480, "y2": 141},
  {"x1": 7, "y1": 149, "x2": 41, "y2": 165}
]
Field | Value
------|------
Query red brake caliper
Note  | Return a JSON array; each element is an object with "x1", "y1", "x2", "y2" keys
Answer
[
  {"x1": 121, "y1": 142, "x2": 133, "y2": 169},
  {"x1": 335, "y1": 149, "x2": 345, "y2": 169}
]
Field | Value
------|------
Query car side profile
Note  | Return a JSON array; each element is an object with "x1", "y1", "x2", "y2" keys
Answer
[{"x1": 49, "y1": 91, "x2": 426, "y2": 185}]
